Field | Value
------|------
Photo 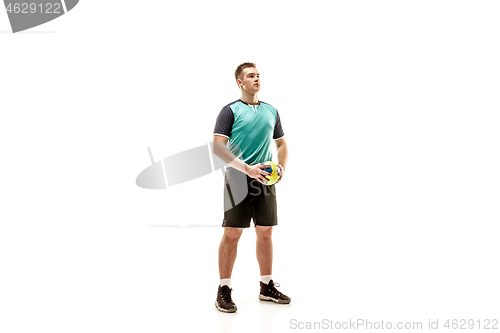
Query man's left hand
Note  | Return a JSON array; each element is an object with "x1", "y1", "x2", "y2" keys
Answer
[{"x1": 275, "y1": 163, "x2": 285, "y2": 184}]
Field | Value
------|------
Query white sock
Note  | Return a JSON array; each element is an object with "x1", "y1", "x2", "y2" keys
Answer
[
  {"x1": 220, "y1": 278, "x2": 231, "y2": 288},
  {"x1": 261, "y1": 275, "x2": 272, "y2": 285}
]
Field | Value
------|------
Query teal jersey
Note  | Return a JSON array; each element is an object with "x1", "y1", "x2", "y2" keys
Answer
[{"x1": 213, "y1": 99, "x2": 285, "y2": 167}]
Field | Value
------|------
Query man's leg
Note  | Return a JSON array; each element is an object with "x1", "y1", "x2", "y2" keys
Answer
[
  {"x1": 256, "y1": 225, "x2": 291, "y2": 304},
  {"x1": 219, "y1": 227, "x2": 244, "y2": 279},
  {"x1": 216, "y1": 227, "x2": 243, "y2": 313},
  {"x1": 255, "y1": 225, "x2": 273, "y2": 276}
]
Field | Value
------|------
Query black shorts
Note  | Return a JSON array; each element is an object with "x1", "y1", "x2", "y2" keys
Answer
[{"x1": 222, "y1": 167, "x2": 278, "y2": 228}]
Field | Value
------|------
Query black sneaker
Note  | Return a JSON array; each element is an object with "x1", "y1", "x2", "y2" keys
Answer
[
  {"x1": 259, "y1": 280, "x2": 291, "y2": 304},
  {"x1": 215, "y1": 285, "x2": 237, "y2": 313}
]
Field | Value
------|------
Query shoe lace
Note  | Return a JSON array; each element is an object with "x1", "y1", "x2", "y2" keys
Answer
[
  {"x1": 220, "y1": 287, "x2": 234, "y2": 303},
  {"x1": 268, "y1": 281, "x2": 287, "y2": 298}
]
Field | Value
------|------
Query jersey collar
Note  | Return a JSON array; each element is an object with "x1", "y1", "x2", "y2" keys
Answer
[{"x1": 238, "y1": 99, "x2": 260, "y2": 106}]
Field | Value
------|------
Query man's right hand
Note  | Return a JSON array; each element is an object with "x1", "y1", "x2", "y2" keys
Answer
[{"x1": 245, "y1": 164, "x2": 273, "y2": 184}]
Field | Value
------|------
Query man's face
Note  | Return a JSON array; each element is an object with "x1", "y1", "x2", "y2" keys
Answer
[{"x1": 238, "y1": 67, "x2": 260, "y2": 93}]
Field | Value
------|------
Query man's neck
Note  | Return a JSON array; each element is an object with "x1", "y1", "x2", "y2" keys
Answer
[{"x1": 240, "y1": 92, "x2": 259, "y2": 105}]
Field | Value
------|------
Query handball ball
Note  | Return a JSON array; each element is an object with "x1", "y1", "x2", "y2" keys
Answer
[{"x1": 260, "y1": 161, "x2": 281, "y2": 185}]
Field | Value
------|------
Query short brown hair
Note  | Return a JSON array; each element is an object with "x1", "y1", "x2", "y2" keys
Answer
[{"x1": 235, "y1": 62, "x2": 257, "y2": 81}]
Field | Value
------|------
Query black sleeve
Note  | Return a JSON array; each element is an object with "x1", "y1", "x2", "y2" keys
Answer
[
  {"x1": 213, "y1": 105, "x2": 234, "y2": 138},
  {"x1": 273, "y1": 109, "x2": 285, "y2": 140}
]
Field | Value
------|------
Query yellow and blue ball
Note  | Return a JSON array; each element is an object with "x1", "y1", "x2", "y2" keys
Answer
[{"x1": 260, "y1": 161, "x2": 281, "y2": 185}]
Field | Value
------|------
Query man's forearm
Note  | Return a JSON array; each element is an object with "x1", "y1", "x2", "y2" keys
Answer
[
  {"x1": 213, "y1": 142, "x2": 248, "y2": 174},
  {"x1": 277, "y1": 144, "x2": 288, "y2": 170}
]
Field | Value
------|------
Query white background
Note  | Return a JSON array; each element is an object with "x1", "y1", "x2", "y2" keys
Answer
[{"x1": 1, "y1": 1, "x2": 499, "y2": 332}]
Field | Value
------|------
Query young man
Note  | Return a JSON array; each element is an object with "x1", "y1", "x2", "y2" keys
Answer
[{"x1": 212, "y1": 63, "x2": 290, "y2": 313}]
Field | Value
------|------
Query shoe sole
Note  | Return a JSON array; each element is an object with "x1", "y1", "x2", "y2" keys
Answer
[
  {"x1": 215, "y1": 301, "x2": 237, "y2": 313},
  {"x1": 259, "y1": 294, "x2": 291, "y2": 304}
]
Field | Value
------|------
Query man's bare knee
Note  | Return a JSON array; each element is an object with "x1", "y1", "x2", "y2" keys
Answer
[
  {"x1": 256, "y1": 226, "x2": 273, "y2": 241},
  {"x1": 224, "y1": 227, "x2": 243, "y2": 243}
]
